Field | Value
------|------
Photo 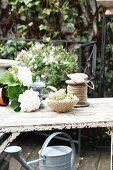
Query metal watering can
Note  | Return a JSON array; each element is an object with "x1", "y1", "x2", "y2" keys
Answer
[{"x1": 4, "y1": 132, "x2": 76, "y2": 170}]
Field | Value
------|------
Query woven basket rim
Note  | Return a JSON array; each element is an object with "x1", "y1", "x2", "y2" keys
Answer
[{"x1": 46, "y1": 98, "x2": 77, "y2": 103}]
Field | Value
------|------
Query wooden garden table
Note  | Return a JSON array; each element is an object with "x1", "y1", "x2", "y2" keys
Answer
[{"x1": 0, "y1": 97, "x2": 113, "y2": 169}]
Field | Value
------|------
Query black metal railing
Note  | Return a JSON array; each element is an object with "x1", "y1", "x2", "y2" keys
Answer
[{"x1": 99, "y1": 15, "x2": 113, "y2": 97}]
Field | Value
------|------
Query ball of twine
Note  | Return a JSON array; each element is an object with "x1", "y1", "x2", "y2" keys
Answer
[{"x1": 67, "y1": 83, "x2": 87, "y2": 105}]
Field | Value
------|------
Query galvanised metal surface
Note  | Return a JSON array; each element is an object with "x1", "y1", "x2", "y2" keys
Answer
[{"x1": 4, "y1": 132, "x2": 76, "y2": 170}]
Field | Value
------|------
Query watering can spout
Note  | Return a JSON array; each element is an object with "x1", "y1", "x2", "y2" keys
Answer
[
  {"x1": 4, "y1": 146, "x2": 34, "y2": 170},
  {"x1": 4, "y1": 146, "x2": 22, "y2": 154}
]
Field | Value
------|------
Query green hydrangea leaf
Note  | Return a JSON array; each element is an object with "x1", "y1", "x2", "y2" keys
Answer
[
  {"x1": 10, "y1": 98, "x2": 21, "y2": 112},
  {"x1": 8, "y1": 86, "x2": 22, "y2": 100},
  {"x1": 0, "y1": 71, "x2": 18, "y2": 86}
]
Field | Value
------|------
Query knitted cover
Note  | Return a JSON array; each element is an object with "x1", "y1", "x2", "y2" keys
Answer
[{"x1": 67, "y1": 83, "x2": 87, "y2": 105}]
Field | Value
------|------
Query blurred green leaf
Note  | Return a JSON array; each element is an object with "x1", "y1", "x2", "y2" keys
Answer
[
  {"x1": 0, "y1": 72, "x2": 18, "y2": 86},
  {"x1": 43, "y1": 8, "x2": 51, "y2": 15},
  {"x1": 8, "y1": 86, "x2": 22, "y2": 99},
  {"x1": 10, "y1": 98, "x2": 21, "y2": 112},
  {"x1": 39, "y1": 24, "x2": 47, "y2": 30}
]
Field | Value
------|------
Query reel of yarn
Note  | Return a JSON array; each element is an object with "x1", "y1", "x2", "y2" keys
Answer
[{"x1": 66, "y1": 73, "x2": 94, "y2": 106}]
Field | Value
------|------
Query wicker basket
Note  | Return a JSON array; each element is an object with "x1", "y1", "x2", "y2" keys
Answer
[{"x1": 46, "y1": 98, "x2": 79, "y2": 113}]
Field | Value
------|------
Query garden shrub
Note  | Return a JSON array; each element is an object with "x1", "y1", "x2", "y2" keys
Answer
[{"x1": 16, "y1": 42, "x2": 78, "y2": 90}]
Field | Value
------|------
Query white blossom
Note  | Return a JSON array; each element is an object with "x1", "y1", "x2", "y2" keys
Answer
[
  {"x1": 18, "y1": 89, "x2": 40, "y2": 112},
  {"x1": 27, "y1": 51, "x2": 33, "y2": 59},
  {"x1": 41, "y1": 74, "x2": 45, "y2": 79},
  {"x1": 43, "y1": 55, "x2": 57, "y2": 65},
  {"x1": 50, "y1": 51, "x2": 54, "y2": 56},
  {"x1": 32, "y1": 43, "x2": 44, "y2": 51},
  {"x1": 16, "y1": 49, "x2": 27, "y2": 60},
  {"x1": 42, "y1": 57, "x2": 48, "y2": 64},
  {"x1": 62, "y1": 61, "x2": 69, "y2": 64},
  {"x1": 17, "y1": 67, "x2": 32, "y2": 87},
  {"x1": 43, "y1": 52, "x2": 46, "y2": 57},
  {"x1": 31, "y1": 58, "x2": 35, "y2": 63},
  {"x1": 34, "y1": 64, "x2": 38, "y2": 69}
]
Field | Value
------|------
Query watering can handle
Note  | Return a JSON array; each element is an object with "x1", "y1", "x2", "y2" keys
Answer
[{"x1": 40, "y1": 132, "x2": 76, "y2": 170}]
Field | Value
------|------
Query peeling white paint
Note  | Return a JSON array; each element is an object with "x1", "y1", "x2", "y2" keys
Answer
[
  {"x1": 0, "y1": 98, "x2": 113, "y2": 133},
  {"x1": 0, "y1": 132, "x2": 20, "y2": 153},
  {"x1": 0, "y1": 98, "x2": 113, "y2": 167}
]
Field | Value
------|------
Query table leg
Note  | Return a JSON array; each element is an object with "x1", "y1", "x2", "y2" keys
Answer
[
  {"x1": 111, "y1": 132, "x2": 113, "y2": 170},
  {"x1": 107, "y1": 128, "x2": 113, "y2": 170}
]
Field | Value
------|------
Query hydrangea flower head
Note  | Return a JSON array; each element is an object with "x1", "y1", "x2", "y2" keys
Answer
[
  {"x1": 18, "y1": 89, "x2": 40, "y2": 112},
  {"x1": 17, "y1": 66, "x2": 32, "y2": 87}
]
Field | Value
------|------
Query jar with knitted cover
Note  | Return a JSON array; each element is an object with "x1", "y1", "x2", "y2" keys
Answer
[
  {"x1": 66, "y1": 73, "x2": 93, "y2": 107},
  {"x1": 66, "y1": 82, "x2": 87, "y2": 106}
]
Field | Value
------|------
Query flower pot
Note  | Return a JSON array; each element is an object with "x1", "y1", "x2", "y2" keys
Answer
[{"x1": 0, "y1": 88, "x2": 9, "y2": 106}]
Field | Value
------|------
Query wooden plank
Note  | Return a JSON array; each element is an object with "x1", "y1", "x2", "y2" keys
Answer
[
  {"x1": 0, "y1": 160, "x2": 9, "y2": 170},
  {"x1": 9, "y1": 134, "x2": 39, "y2": 170},
  {"x1": 20, "y1": 143, "x2": 42, "y2": 170},
  {"x1": 0, "y1": 98, "x2": 113, "y2": 133},
  {"x1": 97, "y1": 151, "x2": 110, "y2": 170},
  {"x1": 77, "y1": 151, "x2": 101, "y2": 170},
  {"x1": 5, "y1": 133, "x2": 110, "y2": 170},
  {"x1": 0, "y1": 152, "x2": 9, "y2": 170},
  {"x1": 4, "y1": 133, "x2": 24, "y2": 169},
  {"x1": 0, "y1": 133, "x2": 20, "y2": 153},
  {"x1": 9, "y1": 148, "x2": 111, "y2": 170},
  {"x1": 0, "y1": 132, "x2": 20, "y2": 170},
  {"x1": 9, "y1": 143, "x2": 36, "y2": 170},
  {"x1": 73, "y1": 155, "x2": 82, "y2": 170}
]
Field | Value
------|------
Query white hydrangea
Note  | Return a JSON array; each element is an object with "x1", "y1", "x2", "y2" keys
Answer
[
  {"x1": 18, "y1": 89, "x2": 40, "y2": 112},
  {"x1": 17, "y1": 67, "x2": 32, "y2": 87}
]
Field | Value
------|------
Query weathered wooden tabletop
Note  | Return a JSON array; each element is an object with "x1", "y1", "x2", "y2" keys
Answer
[{"x1": 0, "y1": 97, "x2": 113, "y2": 133}]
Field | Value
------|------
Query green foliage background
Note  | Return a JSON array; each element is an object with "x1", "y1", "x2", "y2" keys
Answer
[
  {"x1": 0, "y1": 0, "x2": 113, "y2": 97},
  {"x1": 0, "y1": 0, "x2": 100, "y2": 41},
  {"x1": 0, "y1": 0, "x2": 111, "y2": 141}
]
